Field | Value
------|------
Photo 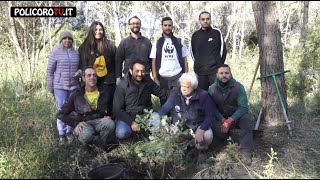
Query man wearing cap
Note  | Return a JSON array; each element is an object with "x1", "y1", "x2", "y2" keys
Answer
[
  {"x1": 57, "y1": 67, "x2": 115, "y2": 150},
  {"x1": 46, "y1": 29, "x2": 81, "y2": 145}
]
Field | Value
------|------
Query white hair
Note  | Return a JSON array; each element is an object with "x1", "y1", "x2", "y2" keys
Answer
[{"x1": 179, "y1": 72, "x2": 198, "y2": 89}]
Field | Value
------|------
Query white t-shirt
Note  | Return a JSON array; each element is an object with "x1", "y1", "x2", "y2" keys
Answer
[{"x1": 150, "y1": 37, "x2": 189, "y2": 77}]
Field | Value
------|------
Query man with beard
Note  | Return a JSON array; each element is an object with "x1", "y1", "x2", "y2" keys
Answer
[
  {"x1": 150, "y1": 17, "x2": 189, "y2": 105},
  {"x1": 116, "y1": 16, "x2": 152, "y2": 85},
  {"x1": 57, "y1": 68, "x2": 115, "y2": 150},
  {"x1": 191, "y1": 11, "x2": 227, "y2": 91},
  {"x1": 113, "y1": 59, "x2": 168, "y2": 139},
  {"x1": 208, "y1": 64, "x2": 253, "y2": 166}
]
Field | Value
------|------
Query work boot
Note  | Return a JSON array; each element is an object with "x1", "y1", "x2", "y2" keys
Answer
[{"x1": 239, "y1": 151, "x2": 252, "y2": 166}]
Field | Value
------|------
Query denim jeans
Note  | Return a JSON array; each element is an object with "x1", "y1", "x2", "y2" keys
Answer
[
  {"x1": 54, "y1": 89, "x2": 73, "y2": 136},
  {"x1": 115, "y1": 112, "x2": 161, "y2": 139},
  {"x1": 76, "y1": 117, "x2": 115, "y2": 146}
]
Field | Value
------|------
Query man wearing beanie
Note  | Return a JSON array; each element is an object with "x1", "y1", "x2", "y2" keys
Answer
[{"x1": 46, "y1": 29, "x2": 81, "y2": 145}]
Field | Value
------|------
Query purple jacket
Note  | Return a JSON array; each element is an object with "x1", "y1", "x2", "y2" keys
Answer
[{"x1": 46, "y1": 43, "x2": 80, "y2": 92}]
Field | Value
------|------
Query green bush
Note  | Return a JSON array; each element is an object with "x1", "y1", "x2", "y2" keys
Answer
[
  {"x1": 285, "y1": 24, "x2": 320, "y2": 106},
  {"x1": 0, "y1": 83, "x2": 56, "y2": 178}
]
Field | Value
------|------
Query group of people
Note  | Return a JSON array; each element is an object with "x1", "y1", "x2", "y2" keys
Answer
[{"x1": 46, "y1": 11, "x2": 254, "y2": 166}]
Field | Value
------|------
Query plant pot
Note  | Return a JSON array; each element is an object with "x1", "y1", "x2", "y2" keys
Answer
[{"x1": 88, "y1": 163, "x2": 124, "y2": 179}]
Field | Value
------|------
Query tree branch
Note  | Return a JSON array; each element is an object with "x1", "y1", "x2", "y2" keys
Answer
[
  {"x1": 38, "y1": 22, "x2": 65, "y2": 51},
  {"x1": 161, "y1": 4, "x2": 190, "y2": 40}
]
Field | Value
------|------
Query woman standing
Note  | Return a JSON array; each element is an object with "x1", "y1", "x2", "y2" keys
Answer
[
  {"x1": 46, "y1": 30, "x2": 81, "y2": 145},
  {"x1": 79, "y1": 21, "x2": 117, "y2": 116}
]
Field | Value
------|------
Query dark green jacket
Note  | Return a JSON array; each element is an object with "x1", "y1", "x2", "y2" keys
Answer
[{"x1": 208, "y1": 78, "x2": 248, "y2": 121}]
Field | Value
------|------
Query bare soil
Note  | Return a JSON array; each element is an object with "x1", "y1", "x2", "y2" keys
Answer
[{"x1": 45, "y1": 111, "x2": 320, "y2": 179}]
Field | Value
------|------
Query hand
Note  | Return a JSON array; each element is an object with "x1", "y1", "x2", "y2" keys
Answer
[
  {"x1": 131, "y1": 121, "x2": 140, "y2": 132},
  {"x1": 74, "y1": 122, "x2": 87, "y2": 136},
  {"x1": 195, "y1": 128, "x2": 205, "y2": 144},
  {"x1": 116, "y1": 77, "x2": 121, "y2": 86},
  {"x1": 221, "y1": 117, "x2": 234, "y2": 133}
]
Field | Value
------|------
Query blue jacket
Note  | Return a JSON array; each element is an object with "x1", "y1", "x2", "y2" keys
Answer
[{"x1": 158, "y1": 88, "x2": 214, "y2": 131}]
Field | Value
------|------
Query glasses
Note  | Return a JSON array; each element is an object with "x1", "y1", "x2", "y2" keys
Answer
[{"x1": 129, "y1": 23, "x2": 140, "y2": 26}]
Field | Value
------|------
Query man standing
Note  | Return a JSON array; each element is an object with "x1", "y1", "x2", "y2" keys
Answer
[
  {"x1": 113, "y1": 59, "x2": 168, "y2": 139},
  {"x1": 150, "y1": 17, "x2": 188, "y2": 97},
  {"x1": 208, "y1": 64, "x2": 253, "y2": 166},
  {"x1": 116, "y1": 16, "x2": 152, "y2": 84},
  {"x1": 191, "y1": 11, "x2": 227, "y2": 91},
  {"x1": 57, "y1": 68, "x2": 115, "y2": 150}
]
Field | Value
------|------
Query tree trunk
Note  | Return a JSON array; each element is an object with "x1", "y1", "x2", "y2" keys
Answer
[
  {"x1": 252, "y1": 1, "x2": 288, "y2": 129},
  {"x1": 7, "y1": 1, "x2": 25, "y2": 77},
  {"x1": 283, "y1": 8, "x2": 292, "y2": 47},
  {"x1": 239, "y1": 2, "x2": 246, "y2": 60},
  {"x1": 224, "y1": 4, "x2": 236, "y2": 42},
  {"x1": 221, "y1": 2, "x2": 231, "y2": 41},
  {"x1": 231, "y1": 24, "x2": 238, "y2": 61},
  {"x1": 48, "y1": 1, "x2": 53, "y2": 51},
  {"x1": 112, "y1": 1, "x2": 122, "y2": 46},
  {"x1": 300, "y1": 1, "x2": 309, "y2": 46},
  {"x1": 297, "y1": 1, "x2": 309, "y2": 109}
]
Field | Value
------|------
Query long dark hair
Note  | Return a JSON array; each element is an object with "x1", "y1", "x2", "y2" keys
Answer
[{"x1": 80, "y1": 21, "x2": 109, "y2": 67}]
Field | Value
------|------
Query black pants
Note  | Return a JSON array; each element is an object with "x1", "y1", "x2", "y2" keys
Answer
[
  {"x1": 197, "y1": 73, "x2": 216, "y2": 91},
  {"x1": 97, "y1": 77, "x2": 116, "y2": 116},
  {"x1": 212, "y1": 114, "x2": 254, "y2": 153},
  {"x1": 159, "y1": 72, "x2": 182, "y2": 105}
]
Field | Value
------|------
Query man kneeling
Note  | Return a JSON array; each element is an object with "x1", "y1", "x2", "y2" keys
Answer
[
  {"x1": 57, "y1": 68, "x2": 115, "y2": 149},
  {"x1": 208, "y1": 64, "x2": 254, "y2": 166}
]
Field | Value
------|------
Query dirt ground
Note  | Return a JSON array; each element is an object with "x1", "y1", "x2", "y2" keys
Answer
[{"x1": 45, "y1": 113, "x2": 320, "y2": 179}]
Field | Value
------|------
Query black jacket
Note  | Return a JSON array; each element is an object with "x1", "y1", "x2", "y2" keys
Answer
[
  {"x1": 113, "y1": 73, "x2": 168, "y2": 125},
  {"x1": 115, "y1": 34, "x2": 152, "y2": 78},
  {"x1": 79, "y1": 39, "x2": 117, "y2": 85},
  {"x1": 56, "y1": 86, "x2": 111, "y2": 128},
  {"x1": 191, "y1": 26, "x2": 227, "y2": 75}
]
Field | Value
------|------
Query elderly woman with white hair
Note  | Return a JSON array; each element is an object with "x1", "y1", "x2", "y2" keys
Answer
[{"x1": 157, "y1": 72, "x2": 215, "y2": 161}]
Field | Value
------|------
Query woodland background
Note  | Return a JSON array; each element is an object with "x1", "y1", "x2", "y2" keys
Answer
[{"x1": 0, "y1": 1, "x2": 319, "y2": 179}]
